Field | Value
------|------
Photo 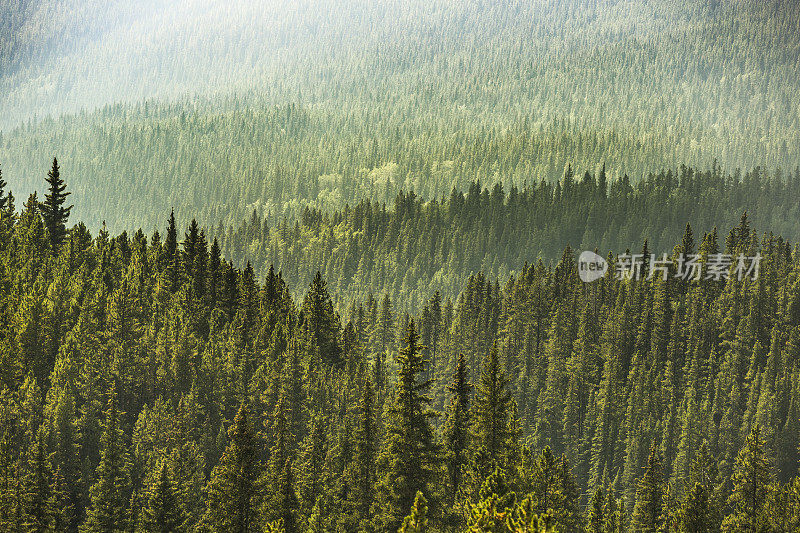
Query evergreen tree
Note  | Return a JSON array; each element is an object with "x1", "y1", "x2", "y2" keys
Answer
[
  {"x1": 301, "y1": 272, "x2": 342, "y2": 366},
  {"x1": 630, "y1": 446, "x2": 665, "y2": 533},
  {"x1": 472, "y1": 342, "x2": 516, "y2": 475},
  {"x1": 39, "y1": 157, "x2": 72, "y2": 253},
  {"x1": 269, "y1": 459, "x2": 299, "y2": 533},
  {"x1": 22, "y1": 433, "x2": 52, "y2": 533},
  {"x1": 443, "y1": 353, "x2": 471, "y2": 505},
  {"x1": 399, "y1": 491, "x2": 429, "y2": 533},
  {"x1": 163, "y1": 210, "x2": 179, "y2": 292},
  {"x1": 203, "y1": 403, "x2": 261, "y2": 533},
  {"x1": 0, "y1": 167, "x2": 8, "y2": 211},
  {"x1": 376, "y1": 320, "x2": 440, "y2": 532},
  {"x1": 672, "y1": 482, "x2": 717, "y2": 533},
  {"x1": 84, "y1": 384, "x2": 132, "y2": 533},
  {"x1": 587, "y1": 487, "x2": 605, "y2": 533},
  {"x1": 350, "y1": 372, "x2": 378, "y2": 518},
  {"x1": 51, "y1": 465, "x2": 76, "y2": 533},
  {"x1": 522, "y1": 447, "x2": 580, "y2": 530},
  {"x1": 722, "y1": 425, "x2": 773, "y2": 532},
  {"x1": 138, "y1": 461, "x2": 185, "y2": 533}
]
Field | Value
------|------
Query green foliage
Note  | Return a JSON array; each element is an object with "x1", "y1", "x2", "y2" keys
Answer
[
  {"x1": 376, "y1": 320, "x2": 440, "y2": 531},
  {"x1": 83, "y1": 383, "x2": 132, "y2": 533},
  {"x1": 399, "y1": 491, "x2": 429, "y2": 533},
  {"x1": 630, "y1": 446, "x2": 665, "y2": 533},
  {"x1": 0, "y1": 177, "x2": 798, "y2": 532},
  {"x1": 202, "y1": 403, "x2": 260, "y2": 533},
  {"x1": 473, "y1": 343, "x2": 517, "y2": 475},
  {"x1": 138, "y1": 460, "x2": 186, "y2": 533},
  {"x1": 38, "y1": 157, "x2": 71, "y2": 254},
  {"x1": 721, "y1": 425, "x2": 774, "y2": 533},
  {"x1": 4, "y1": 1, "x2": 800, "y2": 232}
]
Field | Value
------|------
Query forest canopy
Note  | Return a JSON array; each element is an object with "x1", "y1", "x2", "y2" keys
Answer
[{"x1": 0, "y1": 169, "x2": 799, "y2": 531}]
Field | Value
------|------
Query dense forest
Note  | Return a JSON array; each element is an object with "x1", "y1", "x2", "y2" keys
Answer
[
  {"x1": 3, "y1": 1, "x2": 800, "y2": 532},
  {"x1": 217, "y1": 163, "x2": 800, "y2": 311},
  {"x1": 1, "y1": 162, "x2": 799, "y2": 532},
  {"x1": 3, "y1": 0, "x2": 800, "y2": 231}
]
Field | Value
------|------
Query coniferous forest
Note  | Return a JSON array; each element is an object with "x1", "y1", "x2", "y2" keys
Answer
[
  {"x1": 1, "y1": 160, "x2": 800, "y2": 532},
  {"x1": 3, "y1": 1, "x2": 800, "y2": 532}
]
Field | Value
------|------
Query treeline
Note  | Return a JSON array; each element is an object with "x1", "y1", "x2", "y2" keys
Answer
[
  {"x1": 0, "y1": 162, "x2": 800, "y2": 532},
  {"x1": 218, "y1": 164, "x2": 800, "y2": 311}
]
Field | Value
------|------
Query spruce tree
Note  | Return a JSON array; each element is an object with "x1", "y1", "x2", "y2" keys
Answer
[
  {"x1": 673, "y1": 482, "x2": 717, "y2": 533},
  {"x1": 399, "y1": 491, "x2": 429, "y2": 533},
  {"x1": 22, "y1": 433, "x2": 52, "y2": 533},
  {"x1": 163, "y1": 210, "x2": 180, "y2": 293},
  {"x1": 50, "y1": 466, "x2": 76, "y2": 533},
  {"x1": 270, "y1": 459, "x2": 299, "y2": 533},
  {"x1": 350, "y1": 372, "x2": 377, "y2": 518},
  {"x1": 630, "y1": 446, "x2": 665, "y2": 532},
  {"x1": 443, "y1": 353, "x2": 471, "y2": 505},
  {"x1": 301, "y1": 272, "x2": 342, "y2": 366},
  {"x1": 472, "y1": 342, "x2": 515, "y2": 475},
  {"x1": 722, "y1": 425, "x2": 773, "y2": 532},
  {"x1": 84, "y1": 384, "x2": 132, "y2": 533},
  {"x1": 587, "y1": 487, "x2": 605, "y2": 533},
  {"x1": 376, "y1": 320, "x2": 439, "y2": 532},
  {"x1": 0, "y1": 167, "x2": 8, "y2": 211},
  {"x1": 603, "y1": 494, "x2": 624, "y2": 533},
  {"x1": 138, "y1": 461, "x2": 185, "y2": 533},
  {"x1": 524, "y1": 447, "x2": 580, "y2": 530},
  {"x1": 203, "y1": 403, "x2": 261, "y2": 533},
  {"x1": 39, "y1": 157, "x2": 72, "y2": 253}
]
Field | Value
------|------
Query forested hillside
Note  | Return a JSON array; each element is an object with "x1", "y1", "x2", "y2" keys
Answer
[
  {"x1": 217, "y1": 164, "x2": 800, "y2": 310},
  {"x1": 2, "y1": 0, "x2": 800, "y2": 231},
  {"x1": 3, "y1": 1, "x2": 800, "y2": 531},
  {"x1": 1, "y1": 168, "x2": 799, "y2": 531}
]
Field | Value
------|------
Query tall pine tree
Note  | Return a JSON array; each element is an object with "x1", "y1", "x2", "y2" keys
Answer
[{"x1": 39, "y1": 157, "x2": 72, "y2": 253}]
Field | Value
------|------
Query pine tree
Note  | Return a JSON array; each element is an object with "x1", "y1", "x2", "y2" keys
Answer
[
  {"x1": 376, "y1": 320, "x2": 439, "y2": 532},
  {"x1": 399, "y1": 491, "x2": 428, "y2": 533},
  {"x1": 39, "y1": 157, "x2": 72, "y2": 253},
  {"x1": 722, "y1": 425, "x2": 773, "y2": 532},
  {"x1": 138, "y1": 461, "x2": 185, "y2": 533},
  {"x1": 587, "y1": 487, "x2": 605, "y2": 533},
  {"x1": 672, "y1": 482, "x2": 717, "y2": 533},
  {"x1": 84, "y1": 384, "x2": 132, "y2": 533},
  {"x1": 443, "y1": 353, "x2": 471, "y2": 504},
  {"x1": 630, "y1": 446, "x2": 665, "y2": 533},
  {"x1": 472, "y1": 342, "x2": 516, "y2": 475},
  {"x1": 350, "y1": 372, "x2": 377, "y2": 518},
  {"x1": 603, "y1": 494, "x2": 624, "y2": 533},
  {"x1": 203, "y1": 403, "x2": 261, "y2": 533},
  {"x1": 301, "y1": 272, "x2": 342, "y2": 366},
  {"x1": 534, "y1": 302, "x2": 574, "y2": 455},
  {"x1": 22, "y1": 432, "x2": 52, "y2": 533},
  {"x1": 269, "y1": 459, "x2": 299, "y2": 533},
  {"x1": 523, "y1": 447, "x2": 580, "y2": 530},
  {"x1": 163, "y1": 210, "x2": 180, "y2": 293},
  {"x1": 377, "y1": 293, "x2": 395, "y2": 357},
  {"x1": 0, "y1": 167, "x2": 8, "y2": 211},
  {"x1": 50, "y1": 466, "x2": 76, "y2": 533}
]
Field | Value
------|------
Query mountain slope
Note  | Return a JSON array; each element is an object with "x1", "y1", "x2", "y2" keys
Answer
[{"x1": 1, "y1": 0, "x2": 799, "y2": 231}]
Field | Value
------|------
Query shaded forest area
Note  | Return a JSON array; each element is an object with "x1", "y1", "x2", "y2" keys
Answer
[
  {"x1": 0, "y1": 162, "x2": 799, "y2": 531},
  {"x1": 218, "y1": 164, "x2": 800, "y2": 311}
]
